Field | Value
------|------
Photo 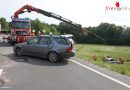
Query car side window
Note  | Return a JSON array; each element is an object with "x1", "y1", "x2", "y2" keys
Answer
[
  {"x1": 39, "y1": 38, "x2": 48, "y2": 45},
  {"x1": 28, "y1": 37, "x2": 39, "y2": 44},
  {"x1": 39, "y1": 37, "x2": 52, "y2": 45},
  {"x1": 54, "y1": 37, "x2": 70, "y2": 45}
]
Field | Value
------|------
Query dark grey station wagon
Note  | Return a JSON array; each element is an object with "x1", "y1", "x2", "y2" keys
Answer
[{"x1": 13, "y1": 35, "x2": 75, "y2": 62}]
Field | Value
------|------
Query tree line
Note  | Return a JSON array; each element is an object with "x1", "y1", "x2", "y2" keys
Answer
[
  {"x1": 0, "y1": 17, "x2": 130, "y2": 45},
  {"x1": 58, "y1": 22, "x2": 130, "y2": 45}
]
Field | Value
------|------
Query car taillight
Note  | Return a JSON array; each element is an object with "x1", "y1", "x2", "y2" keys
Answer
[{"x1": 66, "y1": 44, "x2": 73, "y2": 52}]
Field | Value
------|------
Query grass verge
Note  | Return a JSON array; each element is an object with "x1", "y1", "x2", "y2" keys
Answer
[{"x1": 75, "y1": 44, "x2": 130, "y2": 77}]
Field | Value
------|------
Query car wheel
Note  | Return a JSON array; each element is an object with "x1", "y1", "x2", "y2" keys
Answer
[
  {"x1": 15, "y1": 47, "x2": 23, "y2": 57},
  {"x1": 48, "y1": 52, "x2": 59, "y2": 63}
]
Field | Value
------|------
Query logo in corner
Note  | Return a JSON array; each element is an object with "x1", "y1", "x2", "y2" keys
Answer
[
  {"x1": 115, "y1": 1, "x2": 120, "y2": 8},
  {"x1": 105, "y1": 1, "x2": 130, "y2": 11}
]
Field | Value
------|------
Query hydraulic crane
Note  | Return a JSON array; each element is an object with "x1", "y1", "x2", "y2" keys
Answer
[
  {"x1": 8, "y1": 4, "x2": 105, "y2": 45},
  {"x1": 12, "y1": 5, "x2": 82, "y2": 30}
]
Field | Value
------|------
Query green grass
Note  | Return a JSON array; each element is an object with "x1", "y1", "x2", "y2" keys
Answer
[{"x1": 75, "y1": 44, "x2": 130, "y2": 77}]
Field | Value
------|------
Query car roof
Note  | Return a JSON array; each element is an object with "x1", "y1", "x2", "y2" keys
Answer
[
  {"x1": 36, "y1": 35, "x2": 67, "y2": 38},
  {"x1": 60, "y1": 34, "x2": 73, "y2": 38}
]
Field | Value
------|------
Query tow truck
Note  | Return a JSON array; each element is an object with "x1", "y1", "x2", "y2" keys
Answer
[
  {"x1": 8, "y1": 18, "x2": 31, "y2": 45},
  {"x1": 5, "y1": 4, "x2": 104, "y2": 45}
]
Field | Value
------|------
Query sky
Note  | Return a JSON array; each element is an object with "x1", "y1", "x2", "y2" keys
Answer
[{"x1": 0, "y1": 0, "x2": 130, "y2": 27}]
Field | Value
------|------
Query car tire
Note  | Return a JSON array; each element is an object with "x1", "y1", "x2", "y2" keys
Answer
[
  {"x1": 15, "y1": 47, "x2": 23, "y2": 57},
  {"x1": 48, "y1": 51, "x2": 61, "y2": 63}
]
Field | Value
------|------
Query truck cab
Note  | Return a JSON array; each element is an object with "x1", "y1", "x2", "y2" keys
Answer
[{"x1": 9, "y1": 18, "x2": 32, "y2": 45}]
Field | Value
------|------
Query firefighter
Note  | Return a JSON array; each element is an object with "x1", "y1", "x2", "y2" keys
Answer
[
  {"x1": 40, "y1": 30, "x2": 46, "y2": 36},
  {"x1": 38, "y1": 31, "x2": 41, "y2": 36},
  {"x1": 49, "y1": 32, "x2": 52, "y2": 35},
  {"x1": 43, "y1": 30, "x2": 46, "y2": 35},
  {"x1": 32, "y1": 30, "x2": 35, "y2": 37}
]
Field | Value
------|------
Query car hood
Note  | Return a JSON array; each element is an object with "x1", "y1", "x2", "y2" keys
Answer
[{"x1": 15, "y1": 42, "x2": 27, "y2": 46}]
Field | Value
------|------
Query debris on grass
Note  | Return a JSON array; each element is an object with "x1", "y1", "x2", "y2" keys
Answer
[{"x1": 103, "y1": 56, "x2": 121, "y2": 64}]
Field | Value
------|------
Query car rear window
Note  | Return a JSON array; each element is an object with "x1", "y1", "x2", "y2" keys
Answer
[{"x1": 54, "y1": 37, "x2": 70, "y2": 45}]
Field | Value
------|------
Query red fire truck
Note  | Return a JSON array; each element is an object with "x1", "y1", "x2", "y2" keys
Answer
[{"x1": 8, "y1": 18, "x2": 32, "y2": 45}]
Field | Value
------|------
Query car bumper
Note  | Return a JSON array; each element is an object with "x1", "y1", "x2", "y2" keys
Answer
[{"x1": 59, "y1": 51, "x2": 75, "y2": 58}]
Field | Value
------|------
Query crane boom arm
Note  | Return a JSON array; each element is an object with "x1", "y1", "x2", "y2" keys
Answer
[
  {"x1": 14, "y1": 5, "x2": 39, "y2": 18},
  {"x1": 12, "y1": 4, "x2": 105, "y2": 42},
  {"x1": 13, "y1": 5, "x2": 81, "y2": 29},
  {"x1": 39, "y1": 10, "x2": 81, "y2": 28}
]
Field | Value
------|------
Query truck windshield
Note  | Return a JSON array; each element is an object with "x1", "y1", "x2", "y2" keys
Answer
[
  {"x1": 11, "y1": 21, "x2": 31, "y2": 28},
  {"x1": 15, "y1": 31, "x2": 28, "y2": 35}
]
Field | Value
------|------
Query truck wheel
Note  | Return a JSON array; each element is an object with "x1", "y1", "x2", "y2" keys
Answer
[
  {"x1": 15, "y1": 47, "x2": 23, "y2": 57},
  {"x1": 11, "y1": 41, "x2": 15, "y2": 46},
  {"x1": 0, "y1": 78, "x2": 4, "y2": 87},
  {"x1": 48, "y1": 52, "x2": 61, "y2": 63}
]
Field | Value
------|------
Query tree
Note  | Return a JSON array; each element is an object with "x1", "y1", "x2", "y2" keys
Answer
[
  {"x1": 31, "y1": 19, "x2": 59, "y2": 35},
  {"x1": 93, "y1": 23, "x2": 123, "y2": 45},
  {"x1": 50, "y1": 24, "x2": 59, "y2": 34},
  {"x1": 31, "y1": 19, "x2": 44, "y2": 34},
  {"x1": 57, "y1": 22, "x2": 86, "y2": 43},
  {"x1": 0, "y1": 17, "x2": 9, "y2": 31},
  {"x1": 118, "y1": 27, "x2": 130, "y2": 45}
]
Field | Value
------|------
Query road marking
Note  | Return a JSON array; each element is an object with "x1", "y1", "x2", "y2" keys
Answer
[
  {"x1": 0, "y1": 87, "x2": 11, "y2": 89},
  {"x1": 0, "y1": 69, "x2": 3, "y2": 77},
  {"x1": 70, "y1": 59, "x2": 130, "y2": 89}
]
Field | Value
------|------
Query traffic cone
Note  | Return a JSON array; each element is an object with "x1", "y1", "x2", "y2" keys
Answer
[
  {"x1": 93, "y1": 53, "x2": 97, "y2": 61},
  {"x1": 119, "y1": 57, "x2": 125, "y2": 64}
]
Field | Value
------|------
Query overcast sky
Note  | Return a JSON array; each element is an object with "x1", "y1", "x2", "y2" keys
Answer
[{"x1": 0, "y1": 0, "x2": 130, "y2": 27}]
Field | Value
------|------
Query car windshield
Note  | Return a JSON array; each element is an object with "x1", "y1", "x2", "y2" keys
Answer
[
  {"x1": 54, "y1": 37, "x2": 70, "y2": 45},
  {"x1": 11, "y1": 21, "x2": 31, "y2": 28}
]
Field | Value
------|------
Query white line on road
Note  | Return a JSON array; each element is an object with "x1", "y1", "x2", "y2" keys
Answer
[
  {"x1": 0, "y1": 69, "x2": 3, "y2": 77},
  {"x1": 0, "y1": 87, "x2": 11, "y2": 89},
  {"x1": 70, "y1": 59, "x2": 130, "y2": 89}
]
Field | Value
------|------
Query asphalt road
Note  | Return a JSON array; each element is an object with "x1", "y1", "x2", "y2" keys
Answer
[{"x1": 0, "y1": 35, "x2": 130, "y2": 90}]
